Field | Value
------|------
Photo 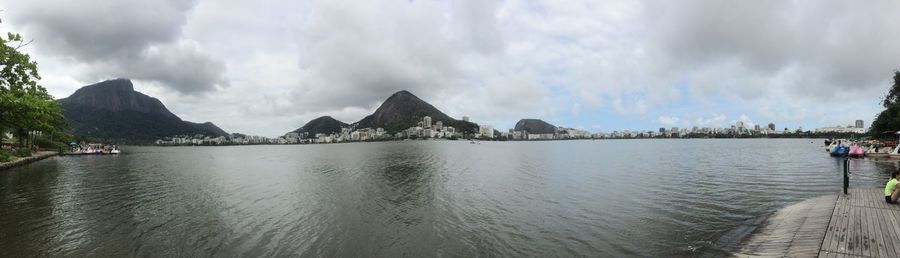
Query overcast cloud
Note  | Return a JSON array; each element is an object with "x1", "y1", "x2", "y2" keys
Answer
[{"x1": 2, "y1": 0, "x2": 898, "y2": 136}]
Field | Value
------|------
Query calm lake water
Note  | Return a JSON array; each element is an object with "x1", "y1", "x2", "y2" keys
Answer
[{"x1": 0, "y1": 139, "x2": 894, "y2": 257}]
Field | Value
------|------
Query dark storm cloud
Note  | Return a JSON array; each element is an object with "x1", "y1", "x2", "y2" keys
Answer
[{"x1": 4, "y1": 0, "x2": 228, "y2": 94}]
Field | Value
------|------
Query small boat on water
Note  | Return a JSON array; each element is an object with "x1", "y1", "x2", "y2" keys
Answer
[
  {"x1": 866, "y1": 144, "x2": 891, "y2": 157},
  {"x1": 885, "y1": 144, "x2": 900, "y2": 159},
  {"x1": 826, "y1": 139, "x2": 846, "y2": 153},
  {"x1": 830, "y1": 144, "x2": 849, "y2": 157},
  {"x1": 69, "y1": 143, "x2": 122, "y2": 155},
  {"x1": 849, "y1": 143, "x2": 865, "y2": 158}
]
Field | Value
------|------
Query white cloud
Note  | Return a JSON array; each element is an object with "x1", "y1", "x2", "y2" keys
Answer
[
  {"x1": 656, "y1": 116, "x2": 681, "y2": 126},
  {"x1": 734, "y1": 114, "x2": 756, "y2": 128},
  {"x1": 1, "y1": 0, "x2": 896, "y2": 136}
]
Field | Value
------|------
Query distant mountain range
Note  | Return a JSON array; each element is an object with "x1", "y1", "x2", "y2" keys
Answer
[
  {"x1": 58, "y1": 79, "x2": 228, "y2": 144},
  {"x1": 288, "y1": 90, "x2": 479, "y2": 136},
  {"x1": 59, "y1": 79, "x2": 551, "y2": 143}
]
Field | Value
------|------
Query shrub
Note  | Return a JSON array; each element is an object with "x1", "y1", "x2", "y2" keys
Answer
[
  {"x1": 14, "y1": 148, "x2": 31, "y2": 157},
  {"x1": 0, "y1": 150, "x2": 11, "y2": 162}
]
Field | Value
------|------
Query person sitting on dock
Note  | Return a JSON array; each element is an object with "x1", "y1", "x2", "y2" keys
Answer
[{"x1": 886, "y1": 171, "x2": 900, "y2": 204}]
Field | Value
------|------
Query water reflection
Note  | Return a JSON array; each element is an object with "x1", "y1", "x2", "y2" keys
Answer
[
  {"x1": 0, "y1": 139, "x2": 892, "y2": 257},
  {"x1": 0, "y1": 159, "x2": 62, "y2": 257}
]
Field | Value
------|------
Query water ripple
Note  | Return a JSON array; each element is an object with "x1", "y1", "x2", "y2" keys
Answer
[{"x1": 0, "y1": 139, "x2": 886, "y2": 257}]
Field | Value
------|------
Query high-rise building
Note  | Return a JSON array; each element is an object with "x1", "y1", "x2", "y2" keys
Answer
[
  {"x1": 462, "y1": 116, "x2": 469, "y2": 122},
  {"x1": 768, "y1": 123, "x2": 775, "y2": 131},
  {"x1": 856, "y1": 120, "x2": 864, "y2": 128},
  {"x1": 479, "y1": 125, "x2": 494, "y2": 138},
  {"x1": 423, "y1": 116, "x2": 432, "y2": 128},
  {"x1": 659, "y1": 128, "x2": 666, "y2": 133}
]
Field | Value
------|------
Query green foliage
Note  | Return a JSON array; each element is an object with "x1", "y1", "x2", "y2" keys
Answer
[
  {"x1": 882, "y1": 71, "x2": 900, "y2": 108},
  {"x1": 0, "y1": 21, "x2": 67, "y2": 148},
  {"x1": 33, "y1": 135, "x2": 66, "y2": 150},
  {"x1": 14, "y1": 148, "x2": 31, "y2": 157},
  {"x1": 0, "y1": 32, "x2": 41, "y2": 93},
  {"x1": 872, "y1": 105, "x2": 900, "y2": 136},
  {"x1": 62, "y1": 103, "x2": 216, "y2": 144},
  {"x1": 0, "y1": 150, "x2": 10, "y2": 162},
  {"x1": 872, "y1": 71, "x2": 900, "y2": 138}
]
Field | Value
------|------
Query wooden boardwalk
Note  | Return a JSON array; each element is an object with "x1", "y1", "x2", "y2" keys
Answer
[
  {"x1": 735, "y1": 188, "x2": 900, "y2": 257},
  {"x1": 821, "y1": 188, "x2": 900, "y2": 258}
]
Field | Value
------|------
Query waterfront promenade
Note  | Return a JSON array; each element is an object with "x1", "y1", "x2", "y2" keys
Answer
[
  {"x1": 0, "y1": 151, "x2": 57, "y2": 171},
  {"x1": 735, "y1": 188, "x2": 900, "y2": 257}
]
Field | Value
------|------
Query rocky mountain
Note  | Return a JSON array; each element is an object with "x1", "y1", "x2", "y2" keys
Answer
[
  {"x1": 59, "y1": 78, "x2": 178, "y2": 119},
  {"x1": 58, "y1": 78, "x2": 228, "y2": 143},
  {"x1": 514, "y1": 119, "x2": 558, "y2": 134},
  {"x1": 353, "y1": 90, "x2": 478, "y2": 134},
  {"x1": 288, "y1": 116, "x2": 348, "y2": 136},
  {"x1": 187, "y1": 121, "x2": 229, "y2": 137}
]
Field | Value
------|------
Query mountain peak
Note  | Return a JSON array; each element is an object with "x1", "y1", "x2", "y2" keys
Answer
[
  {"x1": 515, "y1": 119, "x2": 557, "y2": 134},
  {"x1": 288, "y1": 116, "x2": 349, "y2": 136},
  {"x1": 391, "y1": 90, "x2": 414, "y2": 96},
  {"x1": 60, "y1": 78, "x2": 176, "y2": 118},
  {"x1": 187, "y1": 121, "x2": 229, "y2": 137},
  {"x1": 59, "y1": 79, "x2": 229, "y2": 143},
  {"x1": 385, "y1": 90, "x2": 419, "y2": 102},
  {"x1": 353, "y1": 90, "x2": 478, "y2": 134},
  {"x1": 69, "y1": 78, "x2": 134, "y2": 98}
]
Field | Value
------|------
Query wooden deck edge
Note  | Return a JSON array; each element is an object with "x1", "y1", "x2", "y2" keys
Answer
[{"x1": 731, "y1": 194, "x2": 837, "y2": 258}]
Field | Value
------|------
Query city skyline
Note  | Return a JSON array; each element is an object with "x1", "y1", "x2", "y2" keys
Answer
[{"x1": 2, "y1": 0, "x2": 896, "y2": 137}]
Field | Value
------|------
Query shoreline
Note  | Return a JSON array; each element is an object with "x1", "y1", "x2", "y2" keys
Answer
[
  {"x1": 146, "y1": 137, "x2": 830, "y2": 147},
  {"x1": 0, "y1": 151, "x2": 58, "y2": 171}
]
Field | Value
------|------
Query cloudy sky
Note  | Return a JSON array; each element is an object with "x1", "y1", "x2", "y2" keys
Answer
[{"x1": 2, "y1": 0, "x2": 898, "y2": 136}]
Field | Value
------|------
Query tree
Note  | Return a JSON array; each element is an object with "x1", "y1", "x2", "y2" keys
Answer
[
  {"x1": 882, "y1": 71, "x2": 900, "y2": 108},
  {"x1": 0, "y1": 22, "x2": 67, "y2": 153},
  {"x1": 871, "y1": 71, "x2": 900, "y2": 138}
]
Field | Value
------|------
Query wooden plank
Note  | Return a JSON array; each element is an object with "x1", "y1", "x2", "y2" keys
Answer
[
  {"x1": 876, "y1": 192, "x2": 896, "y2": 258},
  {"x1": 823, "y1": 194, "x2": 847, "y2": 254},
  {"x1": 790, "y1": 194, "x2": 836, "y2": 257},
  {"x1": 738, "y1": 188, "x2": 900, "y2": 257},
  {"x1": 825, "y1": 188, "x2": 900, "y2": 258},
  {"x1": 858, "y1": 191, "x2": 869, "y2": 257},
  {"x1": 875, "y1": 209, "x2": 887, "y2": 258},
  {"x1": 837, "y1": 194, "x2": 852, "y2": 254},
  {"x1": 859, "y1": 191, "x2": 877, "y2": 257},
  {"x1": 875, "y1": 208, "x2": 895, "y2": 258},
  {"x1": 870, "y1": 207, "x2": 887, "y2": 258},
  {"x1": 867, "y1": 202, "x2": 877, "y2": 257},
  {"x1": 883, "y1": 208, "x2": 900, "y2": 256},
  {"x1": 852, "y1": 203, "x2": 862, "y2": 257},
  {"x1": 732, "y1": 195, "x2": 835, "y2": 257},
  {"x1": 861, "y1": 201, "x2": 876, "y2": 258},
  {"x1": 859, "y1": 204, "x2": 870, "y2": 258}
]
